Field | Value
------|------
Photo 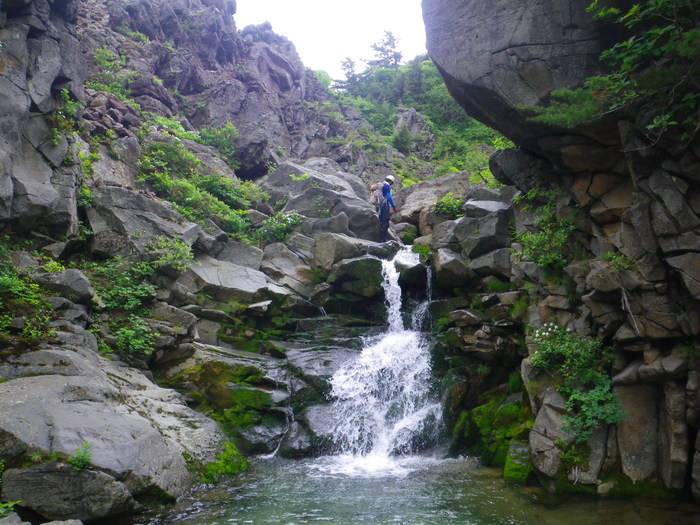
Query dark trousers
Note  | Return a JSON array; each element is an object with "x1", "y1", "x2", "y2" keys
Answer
[{"x1": 378, "y1": 203, "x2": 391, "y2": 242}]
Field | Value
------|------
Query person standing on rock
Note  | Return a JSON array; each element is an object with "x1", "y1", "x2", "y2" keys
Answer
[{"x1": 378, "y1": 175, "x2": 397, "y2": 242}]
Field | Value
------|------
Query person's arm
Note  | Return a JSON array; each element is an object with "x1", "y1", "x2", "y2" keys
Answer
[
  {"x1": 383, "y1": 183, "x2": 397, "y2": 211},
  {"x1": 386, "y1": 192, "x2": 396, "y2": 210}
]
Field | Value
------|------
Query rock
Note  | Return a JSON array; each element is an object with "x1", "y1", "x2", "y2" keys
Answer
[
  {"x1": 503, "y1": 439, "x2": 535, "y2": 485},
  {"x1": 2, "y1": 464, "x2": 137, "y2": 522},
  {"x1": 423, "y1": 0, "x2": 613, "y2": 150},
  {"x1": 328, "y1": 256, "x2": 384, "y2": 298},
  {"x1": 529, "y1": 388, "x2": 570, "y2": 477},
  {"x1": 212, "y1": 240, "x2": 265, "y2": 270},
  {"x1": 312, "y1": 233, "x2": 397, "y2": 271},
  {"x1": 0, "y1": 330, "x2": 225, "y2": 505},
  {"x1": 176, "y1": 254, "x2": 269, "y2": 303},
  {"x1": 470, "y1": 248, "x2": 512, "y2": 279},
  {"x1": 392, "y1": 172, "x2": 471, "y2": 226},
  {"x1": 455, "y1": 212, "x2": 511, "y2": 259},
  {"x1": 31, "y1": 269, "x2": 95, "y2": 304},
  {"x1": 666, "y1": 253, "x2": 700, "y2": 299},
  {"x1": 87, "y1": 186, "x2": 200, "y2": 253},
  {"x1": 658, "y1": 381, "x2": 689, "y2": 490},
  {"x1": 614, "y1": 385, "x2": 658, "y2": 482},
  {"x1": 261, "y1": 243, "x2": 315, "y2": 297},
  {"x1": 432, "y1": 248, "x2": 474, "y2": 289}
]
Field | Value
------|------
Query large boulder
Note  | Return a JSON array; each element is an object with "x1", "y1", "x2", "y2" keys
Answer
[
  {"x1": 422, "y1": 0, "x2": 619, "y2": 159},
  {"x1": 175, "y1": 254, "x2": 270, "y2": 304},
  {"x1": 87, "y1": 186, "x2": 201, "y2": 256},
  {"x1": 259, "y1": 159, "x2": 380, "y2": 240},
  {"x1": 0, "y1": 328, "x2": 225, "y2": 520}
]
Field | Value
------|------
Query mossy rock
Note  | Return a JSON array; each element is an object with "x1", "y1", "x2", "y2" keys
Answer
[
  {"x1": 503, "y1": 439, "x2": 536, "y2": 485},
  {"x1": 451, "y1": 390, "x2": 533, "y2": 467}
]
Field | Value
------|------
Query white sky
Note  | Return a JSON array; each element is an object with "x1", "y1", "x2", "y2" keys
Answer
[{"x1": 234, "y1": 0, "x2": 427, "y2": 80}]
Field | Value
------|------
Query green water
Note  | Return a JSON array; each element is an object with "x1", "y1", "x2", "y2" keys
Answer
[{"x1": 130, "y1": 456, "x2": 700, "y2": 525}]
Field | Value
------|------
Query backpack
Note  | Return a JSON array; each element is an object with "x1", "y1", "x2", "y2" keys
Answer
[{"x1": 369, "y1": 182, "x2": 386, "y2": 206}]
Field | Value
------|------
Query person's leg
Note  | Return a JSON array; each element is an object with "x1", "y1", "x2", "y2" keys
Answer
[{"x1": 378, "y1": 204, "x2": 390, "y2": 242}]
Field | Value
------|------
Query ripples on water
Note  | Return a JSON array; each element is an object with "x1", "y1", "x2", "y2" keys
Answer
[{"x1": 132, "y1": 455, "x2": 700, "y2": 525}]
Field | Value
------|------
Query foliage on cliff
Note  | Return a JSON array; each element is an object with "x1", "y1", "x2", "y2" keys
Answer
[{"x1": 528, "y1": 0, "x2": 700, "y2": 145}]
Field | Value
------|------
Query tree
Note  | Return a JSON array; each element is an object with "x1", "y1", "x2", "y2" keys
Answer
[{"x1": 367, "y1": 31, "x2": 403, "y2": 69}]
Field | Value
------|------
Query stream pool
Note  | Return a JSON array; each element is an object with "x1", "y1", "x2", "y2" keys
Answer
[{"x1": 125, "y1": 455, "x2": 700, "y2": 525}]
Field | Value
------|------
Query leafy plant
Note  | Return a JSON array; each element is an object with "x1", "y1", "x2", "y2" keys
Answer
[
  {"x1": 602, "y1": 251, "x2": 632, "y2": 273},
  {"x1": 86, "y1": 46, "x2": 138, "y2": 106},
  {"x1": 0, "y1": 237, "x2": 55, "y2": 344},
  {"x1": 46, "y1": 89, "x2": 82, "y2": 145},
  {"x1": 513, "y1": 189, "x2": 578, "y2": 271},
  {"x1": 68, "y1": 441, "x2": 92, "y2": 471},
  {"x1": 434, "y1": 192, "x2": 464, "y2": 219},
  {"x1": 199, "y1": 122, "x2": 240, "y2": 169},
  {"x1": 0, "y1": 501, "x2": 21, "y2": 518},
  {"x1": 136, "y1": 140, "x2": 255, "y2": 241},
  {"x1": 255, "y1": 211, "x2": 304, "y2": 245},
  {"x1": 531, "y1": 322, "x2": 624, "y2": 445},
  {"x1": 113, "y1": 314, "x2": 156, "y2": 356},
  {"x1": 115, "y1": 24, "x2": 150, "y2": 44}
]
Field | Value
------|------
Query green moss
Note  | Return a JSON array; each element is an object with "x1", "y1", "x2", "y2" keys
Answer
[
  {"x1": 451, "y1": 391, "x2": 533, "y2": 467},
  {"x1": 200, "y1": 442, "x2": 249, "y2": 484},
  {"x1": 503, "y1": 440, "x2": 536, "y2": 485}
]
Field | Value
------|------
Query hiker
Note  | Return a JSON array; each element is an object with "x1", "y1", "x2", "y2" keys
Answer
[{"x1": 377, "y1": 175, "x2": 397, "y2": 242}]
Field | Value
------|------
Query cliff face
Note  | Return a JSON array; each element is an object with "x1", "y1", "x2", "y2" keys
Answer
[{"x1": 424, "y1": 0, "x2": 700, "y2": 500}]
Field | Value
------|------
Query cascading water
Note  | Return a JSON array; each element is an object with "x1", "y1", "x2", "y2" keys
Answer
[
  {"x1": 139, "y1": 248, "x2": 700, "y2": 525},
  {"x1": 320, "y1": 247, "x2": 443, "y2": 476}
]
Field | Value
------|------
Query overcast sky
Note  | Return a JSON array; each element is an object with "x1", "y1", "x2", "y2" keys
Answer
[{"x1": 234, "y1": 0, "x2": 427, "y2": 80}]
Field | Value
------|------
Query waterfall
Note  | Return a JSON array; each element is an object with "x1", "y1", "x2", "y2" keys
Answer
[{"x1": 324, "y1": 248, "x2": 442, "y2": 474}]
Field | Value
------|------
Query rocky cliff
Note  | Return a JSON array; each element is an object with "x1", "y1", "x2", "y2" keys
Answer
[{"x1": 424, "y1": 0, "x2": 700, "y2": 501}]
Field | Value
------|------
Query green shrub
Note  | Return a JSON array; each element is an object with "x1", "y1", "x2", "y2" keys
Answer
[
  {"x1": 86, "y1": 47, "x2": 138, "y2": 106},
  {"x1": 46, "y1": 89, "x2": 82, "y2": 145},
  {"x1": 0, "y1": 501, "x2": 21, "y2": 518},
  {"x1": 434, "y1": 192, "x2": 464, "y2": 219},
  {"x1": 113, "y1": 314, "x2": 156, "y2": 356},
  {"x1": 68, "y1": 442, "x2": 92, "y2": 471},
  {"x1": 199, "y1": 122, "x2": 240, "y2": 168},
  {"x1": 514, "y1": 189, "x2": 578, "y2": 271},
  {"x1": 525, "y1": 0, "x2": 700, "y2": 145},
  {"x1": 137, "y1": 140, "x2": 255, "y2": 241},
  {"x1": 255, "y1": 211, "x2": 304, "y2": 245},
  {"x1": 115, "y1": 24, "x2": 150, "y2": 43},
  {"x1": 0, "y1": 237, "x2": 54, "y2": 344},
  {"x1": 531, "y1": 322, "x2": 624, "y2": 445}
]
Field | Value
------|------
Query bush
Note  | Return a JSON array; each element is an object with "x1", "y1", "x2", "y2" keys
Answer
[
  {"x1": 434, "y1": 192, "x2": 464, "y2": 219},
  {"x1": 514, "y1": 189, "x2": 578, "y2": 271},
  {"x1": 199, "y1": 122, "x2": 240, "y2": 169},
  {"x1": 531, "y1": 322, "x2": 624, "y2": 445},
  {"x1": 68, "y1": 442, "x2": 92, "y2": 471},
  {"x1": 255, "y1": 211, "x2": 304, "y2": 245},
  {"x1": 137, "y1": 140, "x2": 256, "y2": 242}
]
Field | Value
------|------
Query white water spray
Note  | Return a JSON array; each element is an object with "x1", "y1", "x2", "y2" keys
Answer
[{"x1": 322, "y1": 248, "x2": 442, "y2": 476}]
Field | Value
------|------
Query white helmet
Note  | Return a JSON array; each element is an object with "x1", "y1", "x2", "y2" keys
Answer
[{"x1": 385, "y1": 175, "x2": 395, "y2": 183}]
